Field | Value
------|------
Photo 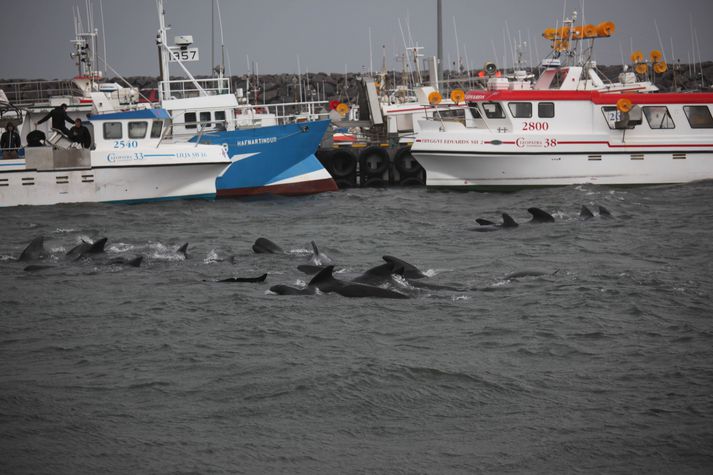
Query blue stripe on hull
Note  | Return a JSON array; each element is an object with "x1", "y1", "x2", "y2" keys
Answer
[{"x1": 191, "y1": 120, "x2": 332, "y2": 192}]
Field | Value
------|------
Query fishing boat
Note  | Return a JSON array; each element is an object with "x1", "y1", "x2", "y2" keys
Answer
[
  {"x1": 0, "y1": 108, "x2": 230, "y2": 207},
  {"x1": 154, "y1": 0, "x2": 337, "y2": 197},
  {"x1": 410, "y1": 15, "x2": 713, "y2": 190}
]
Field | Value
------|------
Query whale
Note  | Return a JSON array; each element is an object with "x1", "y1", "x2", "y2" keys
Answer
[
  {"x1": 23, "y1": 264, "x2": 55, "y2": 272},
  {"x1": 252, "y1": 237, "x2": 283, "y2": 254},
  {"x1": 382, "y1": 256, "x2": 426, "y2": 279},
  {"x1": 309, "y1": 241, "x2": 332, "y2": 265},
  {"x1": 598, "y1": 205, "x2": 613, "y2": 218},
  {"x1": 216, "y1": 273, "x2": 267, "y2": 283},
  {"x1": 108, "y1": 256, "x2": 143, "y2": 267},
  {"x1": 66, "y1": 237, "x2": 108, "y2": 260},
  {"x1": 474, "y1": 213, "x2": 519, "y2": 231},
  {"x1": 579, "y1": 205, "x2": 594, "y2": 220},
  {"x1": 177, "y1": 243, "x2": 189, "y2": 258},
  {"x1": 271, "y1": 265, "x2": 409, "y2": 299},
  {"x1": 527, "y1": 207, "x2": 555, "y2": 223},
  {"x1": 19, "y1": 236, "x2": 49, "y2": 261}
]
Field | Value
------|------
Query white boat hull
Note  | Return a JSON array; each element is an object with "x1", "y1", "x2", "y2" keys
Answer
[
  {"x1": 0, "y1": 161, "x2": 226, "y2": 207},
  {"x1": 414, "y1": 149, "x2": 713, "y2": 190}
]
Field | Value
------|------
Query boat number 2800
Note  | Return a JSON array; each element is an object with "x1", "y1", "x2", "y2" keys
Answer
[
  {"x1": 113, "y1": 140, "x2": 139, "y2": 149},
  {"x1": 522, "y1": 121, "x2": 549, "y2": 131}
]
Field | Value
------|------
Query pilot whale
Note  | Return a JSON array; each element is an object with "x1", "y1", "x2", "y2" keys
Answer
[
  {"x1": 66, "y1": 237, "x2": 108, "y2": 260},
  {"x1": 19, "y1": 236, "x2": 49, "y2": 261},
  {"x1": 270, "y1": 265, "x2": 409, "y2": 299},
  {"x1": 474, "y1": 213, "x2": 519, "y2": 231},
  {"x1": 252, "y1": 237, "x2": 283, "y2": 254},
  {"x1": 527, "y1": 207, "x2": 555, "y2": 223}
]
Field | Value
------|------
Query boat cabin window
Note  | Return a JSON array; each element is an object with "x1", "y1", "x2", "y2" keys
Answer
[
  {"x1": 437, "y1": 108, "x2": 466, "y2": 120},
  {"x1": 215, "y1": 111, "x2": 226, "y2": 124},
  {"x1": 103, "y1": 121, "x2": 122, "y2": 139},
  {"x1": 199, "y1": 111, "x2": 211, "y2": 127},
  {"x1": 128, "y1": 121, "x2": 148, "y2": 139},
  {"x1": 468, "y1": 104, "x2": 482, "y2": 119},
  {"x1": 683, "y1": 106, "x2": 713, "y2": 128},
  {"x1": 150, "y1": 120, "x2": 163, "y2": 138},
  {"x1": 601, "y1": 106, "x2": 621, "y2": 129},
  {"x1": 185, "y1": 112, "x2": 197, "y2": 129},
  {"x1": 538, "y1": 102, "x2": 555, "y2": 118},
  {"x1": 482, "y1": 102, "x2": 505, "y2": 119},
  {"x1": 643, "y1": 106, "x2": 675, "y2": 129},
  {"x1": 508, "y1": 102, "x2": 532, "y2": 118}
]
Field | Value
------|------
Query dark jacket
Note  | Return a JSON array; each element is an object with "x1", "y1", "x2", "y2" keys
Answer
[
  {"x1": 69, "y1": 125, "x2": 92, "y2": 148},
  {"x1": 1, "y1": 130, "x2": 21, "y2": 149},
  {"x1": 37, "y1": 107, "x2": 74, "y2": 131}
]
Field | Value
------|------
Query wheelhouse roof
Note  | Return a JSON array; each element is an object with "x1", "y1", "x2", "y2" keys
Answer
[
  {"x1": 464, "y1": 90, "x2": 713, "y2": 105},
  {"x1": 89, "y1": 108, "x2": 171, "y2": 121}
]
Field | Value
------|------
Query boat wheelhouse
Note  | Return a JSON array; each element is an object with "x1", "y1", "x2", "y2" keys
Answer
[
  {"x1": 0, "y1": 108, "x2": 230, "y2": 207},
  {"x1": 411, "y1": 15, "x2": 713, "y2": 190}
]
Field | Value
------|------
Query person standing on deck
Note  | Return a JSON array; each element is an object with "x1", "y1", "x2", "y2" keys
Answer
[
  {"x1": 36, "y1": 103, "x2": 73, "y2": 136},
  {"x1": 69, "y1": 118, "x2": 92, "y2": 148},
  {"x1": 1, "y1": 122, "x2": 21, "y2": 159}
]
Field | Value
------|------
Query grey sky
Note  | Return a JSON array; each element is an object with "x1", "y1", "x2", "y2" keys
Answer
[{"x1": 2, "y1": 0, "x2": 712, "y2": 79}]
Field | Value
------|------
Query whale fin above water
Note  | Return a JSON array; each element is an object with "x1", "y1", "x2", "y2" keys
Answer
[
  {"x1": 598, "y1": 206, "x2": 613, "y2": 218},
  {"x1": 527, "y1": 207, "x2": 555, "y2": 223},
  {"x1": 177, "y1": 243, "x2": 189, "y2": 258},
  {"x1": 19, "y1": 236, "x2": 48, "y2": 262},
  {"x1": 252, "y1": 237, "x2": 283, "y2": 254},
  {"x1": 501, "y1": 213, "x2": 519, "y2": 228},
  {"x1": 307, "y1": 265, "x2": 409, "y2": 299},
  {"x1": 67, "y1": 237, "x2": 108, "y2": 260},
  {"x1": 269, "y1": 284, "x2": 316, "y2": 295},
  {"x1": 580, "y1": 205, "x2": 594, "y2": 220}
]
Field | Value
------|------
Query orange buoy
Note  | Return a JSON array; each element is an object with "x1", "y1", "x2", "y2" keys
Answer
[
  {"x1": 653, "y1": 61, "x2": 668, "y2": 74},
  {"x1": 634, "y1": 63, "x2": 648, "y2": 75},
  {"x1": 616, "y1": 98, "x2": 633, "y2": 113},
  {"x1": 336, "y1": 103, "x2": 349, "y2": 115},
  {"x1": 428, "y1": 91, "x2": 443, "y2": 105},
  {"x1": 583, "y1": 24, "x2": 598, "y2": 38},
  {"x1": 597, "y1": 21, "x2": 615, "y2": 37},
  {"x1": 630, "y1": 50, "x2": 644, "y2": 63},
  {"x1": 650, "y1": 49, "x2": 663, "y2": 62},
  {"x1": 450, "y1": 89, "x2": 465, "y2": 104}
]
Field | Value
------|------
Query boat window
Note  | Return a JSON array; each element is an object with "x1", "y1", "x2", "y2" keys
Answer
[
  {"x1": 508, "y1": 102, "x2": 532, "y2": 118},
  {"x1": 150, "y1": 120, "x2": 163, "y2": 138},
  {"x1": 103, "y1": 121, "x2": 122, "y2": 139},
  {"x1": 601, "y1": 106, "x2": 621, "y2": 129},
  {"x1": 438, "y1": 108, "x2": 465, "y2": 119},
  {"x1": 482, "y1": 102, "x2": 505, "y2": 119},
  {"x1": 185, "y1": 112, "x2": 197, "y2": 129},
  {"x1": 468, "y1": 105, "x2": 482, "y2": 119},
  {"x1": 200, "y1": 111, "x2": 212, "y2": 127},
  {"x1": 538, "y1": 102, "x2": 555, "y2": 118},
  {"x1": 215, "y1": 111, "x2": 226, "y2": 124},
  {"x1": 128, "y1": 121, "x2": 148, "y2": 139},
  {"x1": 683, "y1": 105, "x2": 713, "y2": 128},
  {"x1": 643, "y1": 106, "x2": 675, "y2": 129}
]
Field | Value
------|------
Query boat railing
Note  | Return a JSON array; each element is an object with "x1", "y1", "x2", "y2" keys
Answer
[
  {"x1": 158, "y1": 77, "x2": 231, "y2": 101},
  {"x1": 234, "y1": 100, "x2": 331, "y2": 124},
  {"x1": 1, "y1": 146, "x2": 23, "y2": 160},
  {"x1": 0, "y1": 80, "x2": 84, "y2": 107}
]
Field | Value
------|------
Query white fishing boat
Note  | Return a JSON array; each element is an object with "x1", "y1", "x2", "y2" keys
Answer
[
  {"x1": 411, "y1": 15, "x2": 713, "y2": 190},
  {"x1": 0, "y1": 108, "x2": 230, "y2": 207}
]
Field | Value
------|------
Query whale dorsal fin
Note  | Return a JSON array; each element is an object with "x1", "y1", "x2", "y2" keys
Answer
[
  {"x1": 598, "y1": 206, "x2": 613, "y2": 218},
  {"x1": 501, "y1": 213, "x2": 518, "y2": 227},
  {"x1": 527, "y1": 207, "x2": 555, "y2": 223},
  {"x1": 19, "y1": 236, "x2": 47, "y2": 261},
  {"x1": 308, "y1": 265, "x2": 335, "y2": 286},
  {"x1": 580, "y1": 205, "x2": 594, "y2": 219},
  {"x1": 87, "y1": 237, "x2": 107, "y2": 254},
  {"x1": 177, "y1": 243, "x2": 189, "y2": 258}
]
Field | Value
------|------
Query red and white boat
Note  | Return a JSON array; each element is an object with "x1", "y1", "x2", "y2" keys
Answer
[{"x1": 411, "y1": 16, "x2": 713, "y2": 190}]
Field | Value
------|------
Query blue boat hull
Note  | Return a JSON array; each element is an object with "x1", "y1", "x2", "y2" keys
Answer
[{"x1": 192, "y1": 120, "x2": 337, "y2": 197}]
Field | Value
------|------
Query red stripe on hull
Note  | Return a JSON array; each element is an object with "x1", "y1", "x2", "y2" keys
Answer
[{"x1": 217, "y1": 178, "x2": 338, "y2": 198}]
